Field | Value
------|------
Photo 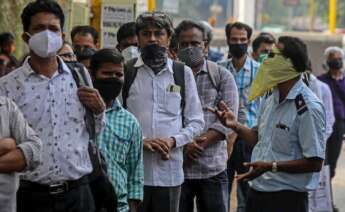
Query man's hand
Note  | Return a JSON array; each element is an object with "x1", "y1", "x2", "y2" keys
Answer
[
  {"x1": 185, "y1": 137, "x2": 206, "y2": 160},
  {"x1": 77, "y1": 86, "x2": 106, "y2": 115},
  {"x1": 143, "y1": 138, "x2": 176, "y2": 160},
  {"x1": 208, "y1": 101, "x2": 237, "y2": 129},
  {"x1": 0, "y1": 138, "x2": 16, "y2": 156},
  {"x1": 237, "y1": 161, "x2": 272, "y2": 182}
]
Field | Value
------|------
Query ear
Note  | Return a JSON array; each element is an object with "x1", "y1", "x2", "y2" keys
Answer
[
  {"x1": 96, "y1": 42, "x2": 100, "y2": 49},
  {"x1": 22, "y1": 32, "x2": 30, "y2": 44},
  {"x1": 62, "y1": 32, "x2": 66, "y2": 41}
]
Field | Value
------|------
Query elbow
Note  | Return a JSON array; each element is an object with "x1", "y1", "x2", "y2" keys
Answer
[{"x1": 308, "y1": 158, "x2": 323, "y2": 172}]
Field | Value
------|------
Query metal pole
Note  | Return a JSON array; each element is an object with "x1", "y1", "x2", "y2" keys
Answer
[{"x1": 329, "y1": 0, "x2": 337, "y2": 33}]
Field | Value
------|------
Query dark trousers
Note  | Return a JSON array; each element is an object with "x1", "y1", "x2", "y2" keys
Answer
[
  {"x1": 17, "y1": 183, "x2": 95, "y2": 212},
  {"x1": 246, "y1": 188, "x2": 308, "y2": 212},
  {"x1": 227, "y1": 138, "x2": 252, "y2": 211},
  {"x1": 179, "y1": 171, "x2": 229, "y2": 212},
  {"x1": 88, "y1": 175, "x2": 117, "y2": 212},
  {"x1": 139, "y1": 185, "x2": 181, "y2": 212},
  {"x1": 325, "y1": 119, "x2": 345, "y2": 178}
]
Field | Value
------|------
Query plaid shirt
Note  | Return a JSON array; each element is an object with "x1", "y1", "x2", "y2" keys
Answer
[
  {"x1": 218, "y1": 56, "x2": 260, "y2": 128},
  {"x1": 96, "y1": 100, "x2": 143, "y2": 212},
  {"x1": 184, "y1": 60, "x2": 239, "y2": 179}
]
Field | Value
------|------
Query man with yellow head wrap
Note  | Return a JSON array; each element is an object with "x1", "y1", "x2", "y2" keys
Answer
[{"x1": 210, "y1": 36, "x2": 326, "y2": 212}]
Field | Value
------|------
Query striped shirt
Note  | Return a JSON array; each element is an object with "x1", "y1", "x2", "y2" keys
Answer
[
  {"x1": 184, "y1": 60, "x2": 239, "y2": 179},
  {"x1": 96, "y1": 100, "x2": 143, "y2": 212},
  {"x1": 218, "y1": 56, "x2": 260, "y2": 128}
]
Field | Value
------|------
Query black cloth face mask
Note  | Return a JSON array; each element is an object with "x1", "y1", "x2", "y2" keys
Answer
[
  {"x1": 93, "y1": 78, "x2": 123, "y2": 101},
  {"x1": 327, "y1": 59, "x2": 343, "y2": 70},
  {"x1": 141, "y1": 43, "x2": 167, "y2": 74},
  {"x1": 229, "y1": 43, "x2": 248, "y2": 58}
]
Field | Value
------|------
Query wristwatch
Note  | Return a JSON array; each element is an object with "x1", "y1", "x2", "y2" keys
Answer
[{"x1": 272, "y1": 161, "x2": 278, "y2": 172}]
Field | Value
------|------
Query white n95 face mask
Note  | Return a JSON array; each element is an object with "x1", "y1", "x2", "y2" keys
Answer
[
  {"x1": 121, "y1": 46, "x2": 139, "y2": 62},
  {"x1": 27, "y1": 30, "x2": 63, "y2": 58}
]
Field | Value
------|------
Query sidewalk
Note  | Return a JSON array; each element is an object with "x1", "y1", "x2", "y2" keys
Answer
[{"x1": 333, "y1": 146, "x2": 345, "y2": 211}]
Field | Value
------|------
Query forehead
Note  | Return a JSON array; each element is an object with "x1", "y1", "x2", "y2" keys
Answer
[
  {"x1": 72, "y1": 33, "x2": 95, "y2": 46},
  {"x1": 139, "y1": 25, "x2": 167, "y2": 33},
  {"x1": 178, "y1": 27, "x2": 203, "y2": 41},
  {"x1": 99, "y1": 62, "x2": 123, "y2": 70},
  {"x1": 229, "y1": 27, "x2": 247, "y2": 38},
  {"x1": 29, "y1": 12, "x2": 61, "y2": 29},
  {"x1": 329, "y1": 51, "x2": 343, "y2": 58}
]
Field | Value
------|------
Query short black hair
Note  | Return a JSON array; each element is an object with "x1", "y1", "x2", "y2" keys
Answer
[
  {"x1": 136, "y1": 12, "x2": 174, "y2": 37},
  {"x1": 278, "y1": 36, "x2": 308, "y2": 73},
  {"x1": 21, "y1": 0, "x2": 65, "y2": 32},
  {"x1": 90, "y1": 48, "x2": 124, "y2": 76},
  {"x1": 225, "y1": 22, "x2": 252, "y2": 40},
  {"x1": 117, "y1": 22, "x2": 136, "y2": 44},
  {"x1": 71, "y1": 25, "x2": 99, "y2": 44},
  {"x1": 175, "y1": 20, "x2": 205, "y2": 40},
  {"x1": 0, "y1": 33, "x2": 15, "y2": 46},
  {"x1": 252, "y1": 33, "x2": 276, "y2": 53}
]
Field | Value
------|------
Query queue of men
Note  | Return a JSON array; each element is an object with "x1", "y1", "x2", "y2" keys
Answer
[{"x1": 0, "y1": 0, "x2": 344, "y2": 212}]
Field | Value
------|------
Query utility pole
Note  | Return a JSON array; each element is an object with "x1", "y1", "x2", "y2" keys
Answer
[{"x1": 329, "y1": 0, "x2": 337, "y2": 33}]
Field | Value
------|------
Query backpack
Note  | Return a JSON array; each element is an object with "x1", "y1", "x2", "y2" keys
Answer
[
  {"x1": 66, "y1": 62, "x2": 108, "y2": 180},
  {"x1": 122, "y1": 59, "x2": 221, "y2": 112}
]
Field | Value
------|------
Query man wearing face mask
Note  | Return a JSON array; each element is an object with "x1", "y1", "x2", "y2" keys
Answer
[
  {"x1": 116, "y1": 22, "x2": 139, "y2": 62},
  {"x1": 122, "y1": 12, "x2": 204, "y2": 212},
  {"x1": 210, "y1": 36, "x2": 326, "y2": 212},
  {"x1": 218, "y1": 22, "x2": 260, "y2": 211},
  {"x1": 175, "y1": 20, "x2": 239, "y2": 212},
  {"x1": 0, "y1": 1, "x2": 106, "y2": 211},
  {"x1": 251, "y1": 32, "x2": 276, "y2": 63},
  {"x1": 318, "y1": 46, "x2": 345, "y2": 211},
  {"x1": 91, "y1": 49, "x2": 143, "y2": 212}
]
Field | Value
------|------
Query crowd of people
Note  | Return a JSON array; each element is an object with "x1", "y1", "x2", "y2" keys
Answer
[{"x1": 0, "y1": 0, "x2": 345, "y2": 212}]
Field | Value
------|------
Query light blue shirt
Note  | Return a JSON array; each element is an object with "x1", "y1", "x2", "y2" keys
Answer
[
  {"x1": 126, "y1": 56, "x2": 204, "y2": 186},
  {"x1": 250, "y1": 79, "x2": 326, "y2": 192},
  {"x1": 0, "y1": 57, "x2": 105, "y2": 184},
  {"x1": 218, "y1": 56, "x2": 260, "y2": 128}
]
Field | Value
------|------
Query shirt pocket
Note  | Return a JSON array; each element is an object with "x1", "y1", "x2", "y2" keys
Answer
[
  {"x1": 271, "y1": 126, "x2": 291, "y2": 155},
  {"x1": 164, "y1": 91, "x2": 181, "y2": 115}
]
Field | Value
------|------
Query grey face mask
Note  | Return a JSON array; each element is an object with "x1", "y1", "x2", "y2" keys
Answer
[{"x1": 178, "y1": 46, "x2": 204, "y2": 68}]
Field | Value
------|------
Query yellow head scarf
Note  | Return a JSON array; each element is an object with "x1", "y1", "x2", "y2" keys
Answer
[{"x1": 248, "y1": 47, "x2": 301, "y2": 101}]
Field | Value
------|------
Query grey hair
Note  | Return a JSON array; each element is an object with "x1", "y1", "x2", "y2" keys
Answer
[{"x1": 324, "y1": 46, "x2": 344, "y2": 58}]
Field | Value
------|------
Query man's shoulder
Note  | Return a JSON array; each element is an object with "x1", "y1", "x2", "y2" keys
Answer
[
  {"x1": 0, "y1": 66, "x2": 25, "y2": 83},
  {"x1": 111, "y1": 106, "x2": 141, "y2": 129}
]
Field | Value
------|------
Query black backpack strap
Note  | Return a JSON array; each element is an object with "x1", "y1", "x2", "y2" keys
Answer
[
  {"x1": 172, "y1": 61, "x2": 186, "y2": 126},
  {"x1": 122, "y1": 58, "x2": 139, "y2": 109}
]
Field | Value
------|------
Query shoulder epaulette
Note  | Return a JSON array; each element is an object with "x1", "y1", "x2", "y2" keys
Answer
[{"x1": 295, "y1": 94, "x2": 308, "y2": 115}]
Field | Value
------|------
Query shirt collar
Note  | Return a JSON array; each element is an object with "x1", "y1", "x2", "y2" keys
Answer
[
  {"x1": 195, "y1": 59, "x2": 208, "y2": 75},
  {"x1": 0, "y1": 97, "x2": 6, "y2": 106},
  {"x1": 273, "y1": 78, "x2": 304, "y2": 103},
  {"x1": 22, "y1": 56, "x2": 70, "y2": 78},
  {"x1": 106, "y1": 99, "x2": 122, "y2": 112},
  {"x1": 134, "y1": 55, "x2": 173, "y2": 74},
  {"x1": 229, "y1": 55, "x2": 252, "y2": 72}
]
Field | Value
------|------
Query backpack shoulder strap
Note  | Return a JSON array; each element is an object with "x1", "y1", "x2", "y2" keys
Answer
[
  {"x1": 206, "y1": 60, "x2": 221, "y2": 90},
  {"x1": 122, "y1": 58, "x2": 139, "y2": 108},
  {"x1": 172, "y1": 61, "x2": 185, "y2": 108},
  {"x1": 67, "y1": 62, "x2": 90, "y2": 87}
]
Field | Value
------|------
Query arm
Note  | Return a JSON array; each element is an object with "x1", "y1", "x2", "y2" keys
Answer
[
  {"x1": 238, "y1": 101, "x2": 326, "y2": 182},
  {"x1": 321, "y1": 83, "x2": 335, "y2": 140},
  {"x1": 201, "y1": 67, "x2": 239, "y2": 148},
  {"x1": 127, "y1": 121, "x2": 144, "y2": 212},
  {"x1": 8, "y1": 98, "x2": 42, "y2": 171},
  {"x1": 172, "y1": 67, "x2": 205, "y2": 148},
  {"x1": 209, "y1": 101, "x2": 258, "y2": 146},
  {"x1": 0, "y1": 138, "x2": 16, "y2": 156},
  {"x1": 0, "y1": 148, "x2": 26, "y2": 173}
]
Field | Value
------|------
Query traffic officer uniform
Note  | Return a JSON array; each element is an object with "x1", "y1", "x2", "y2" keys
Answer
[{"x1": 247, "y1": 79, "x2": 326, "y2": 212}]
